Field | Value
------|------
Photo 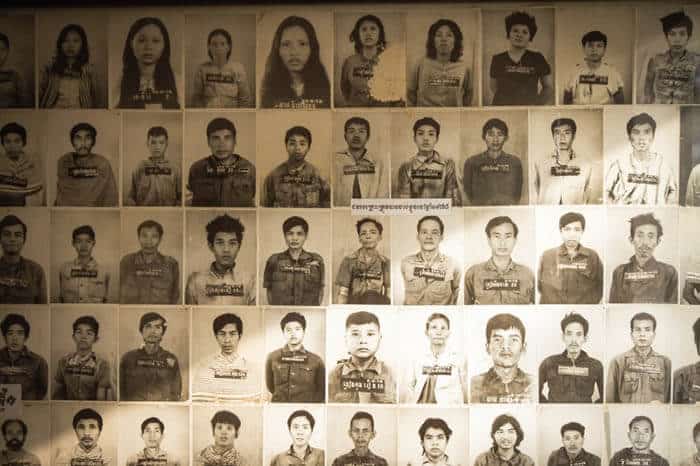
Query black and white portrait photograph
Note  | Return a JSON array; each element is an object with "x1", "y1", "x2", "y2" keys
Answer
[
  {"x1": 405, "y1": 9, "x2": 479, "y2": 107},
  {"x1": 46, "y1": 111, "x2": 120, "y2": 208},
  {"x1": 0, "y1": 14, "x2": 35, "y2": 108},
  {"x1": 263, "y1": 405, "x2": 325, "y2": 466},
  {"x1": 50, "y1": 306, "x2": 117, "y2": 401},
  {"x1": 680, "y1": 209, "x2": 700, "y2": 305},
  {"x1": 119, "y1": 209, "x2": 182, "y2": 305},
  {"x1": 0, "y1": 112, "x2": 47, "y2": 207},
  {"x1": 670, "y1": 310, "x2": 700, "y2": 405},
  {"x1": 536, "y1": 405, "x2": 605, "y2": 466},
  {"x1": 192, "y1": 405, "x2": 262, "y2": 466},
  {"x1": 469, "y1": 405, "x2": 537, "y2": 466},
  {"x1": 555, "y1": 6, "x2": 634, "y2": 105},
  {"x1": 258, "y1": 209, "x2": 330, "y2": 307},
  {"x1": 0, "y1": 404, "x2": 51, "y2": 466},
  {"x1": 327, "y1": 406, "x2": 396, "y2": 466},
  {"x1": 185, "y1": 13, "x2": 256, "y2": 108},
  {"x1": 334, "y1": 11, "x2": 406, "y2": 108},
  {"x1": 184, "y1": 111, "x2": 255, "y2": 207},
  {"x1": 52, "y1": 405, "x2": 118, "y2": 466},
  {"x1": 36, "y1": 11, "x2": 108, "y2": 109},
  {"x1": 670, "y1": 406, "x2": 700, "y2": 466},
  {"x1": 680, "y1": 106, "x2": 700, "y2": 206},
  {"x1": 398, "y1": 407, "x2": 468, "y2": 466},
  {"x1": 607, "y1": 405, "x2": 671, "y2": 466},
  {"x1": 122, "y1": 112, "x2": 182, "y2": 207},
  {"x1": 108, "y1": 10, "x2": 183, "y2": 109},
  {"x1": 258, "y1": 10, "x2": 332, "y2": 109},
  {"x1": 191, "y1": 307, "x2": 264, "y2": 402},
  {"x1": 529, "y1": 109, "x2": 604, "y2": 205},
  {"x1": 481, "y1": 8, "x2": 555, "y2": 106},
  {"x1": 118, "y1": 307, "x2": 188, "y2": 402},
  {"x1": 460, "y1": 109, "x2": 529, "y2": 206},
  {"x1": 117, "y1": 405, "x2": 188, "y2": 466},
  {"x1": 185, "y1": 209, "x2": 256, "y2": 306},
  {"x1": 50, "y1": 210, "x2": 120, "y2": 304}
]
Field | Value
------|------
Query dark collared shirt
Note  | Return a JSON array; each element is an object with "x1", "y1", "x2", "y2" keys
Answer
[
  {"x1": 609, "y1": 448, "x2": 669, "y2": 466},
  {"x1": 538, "y1": 245, "x2": 603, "y2": 304},
  {"x1": 265, "y1": 345, "x2": 325, "y2": 402},
  {"x1": 119, "y1": 346, "x2": 182, "y2": 401},
  {"x1": 335, "y1": 249, "x2": 390, "y2": 303},
  {"x1": 328, "y1": 356, "x2": 396, "y2": 404},
  {"x1": 0, "y1": 346, "x2": 48, "y2": 400},
  {"x1": 263, "y1": 161, "x2": 330, "y2": 208},
  {"x1": 464, "y1": 258, "x2": 534, "y2": 305},
  {"x1": 0, "y1": 448, "x2": 41, "y2": 466},
  {"x1": 673, "y1": 361, "x2": 700, "y2": 403},
  {"x1": 55, "y1": 152, "x2": 117, "y2": 207},
  {"x1": 539, "y1": 350, "x2": 604, "y2": 403},
  {"x1": 648, "y1": 50, "x2": 700, "y2": 104},
  {"x1": 609, "y1": 256, "x2": 678, "y2": 304},
  {"x1": 0, "y1": 256, "x2": 46, "y2": 304},
  {"x1": 462, "y1": 151, "x2": 523, "y2": 205},
  {"x1": 474, "y1": 448, "x2": 535, "y2": 466},
  {"x1": 270, "y1": 446, "x2": 324, "y2": 466},
  {"x1": 54, "y1": 351, "x2": 111, "y2": 400},
  {"x1": 607, "y1": 347, "x2": 671, "y2": 403},
  {"x1": 547, "y1": 448, "x2": 601, "y2": 466},
  {"x1": 128, "y1": 156, "x2": 181, "y2": 206},
  {"x1": 120, "y1": 251, "x2": 180, "y2": 304},
  {"x1": 396, "y1": 151, "x2": 461, "y2": 205},
  {"x1": 264, "y1": 250, "x2": 324, "y2": 306},
  {"x1": 332, "y1": 449, "x2": 388, "y2": 466},
  {"x1": 187, "y1": 154, "x2": 255, "y2": 207},
  {"x1": 470, "y1": 367, "x2": 535, "y2": 403}
]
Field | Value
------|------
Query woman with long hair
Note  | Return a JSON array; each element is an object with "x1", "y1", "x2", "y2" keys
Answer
[
  {"x1": 117, "y1": 17, "x2": 179, "y2": 109},
  {"x1": 39, "y1": 24, "x2": 98, "y2": 108},
  {"x1": 260, "y1": 15, "x2": 330, "y2": 109}
]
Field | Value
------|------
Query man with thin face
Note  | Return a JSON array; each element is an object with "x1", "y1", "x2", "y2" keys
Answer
[
  {"x1": 194, "y1": 313, "x2": 261, "y2": 402},
  {"x1": 0, "y1": 313, "x2": 48, "y2": 400},
  {"x1": 407, "y1": 418, "x2": 454, "y2": 466},
  {"x1": 609, "y1": 213, "x2": 677, "y2": 304},
  {"x1": 609, "y1": 416, "x2": 669, "y2": 466},
  {"x1": 127, "y1": 126, "x2": 181, "y2": 206},
  {"x1": 0, "y1": 419, "x2": 40, "y2": 466},
  {"x1": 534, "y1": 118, "x2": 594, "y2": 205},
  {"x1": 464, "y1": 216, "x2": 534, "y2": 305},
  {"x1": 187, "y1": 118, "x2": 255, "y2": 207},
  {"x1": 474, "y1": 414, "x2": 534, "y2": 466},
  {"x1": 120, "y1": 220, "x2": 179, "y2": 305},
  {"x1": 55, "y1": 409, "x2": 110, "y2": 466},
  {"x1": 55, "y1": 123, "x2": 117, "y2": 207},
  {"x1": 547, "y1": 422, "x2": 601, "y2": 466},
  {"x1": 127, "y1": 418, "x2": 179, "y2": 466},
  {"x1": 606, "y1": 113, "x2": 677, "y2": 205},
  {"x1": 539, "y1": 313, "x2": 604, "y2": 403},
  {"x1": 463, "y1": 118, "x2": 523, "y2": 206},
  {"x1": 0, "y1": 215, "x2": 46, "y2": 304},
  {"x1": 58, "y1": 225, "x2": 110, "y2": 304},
  {"x1": 333, "y1": 117, "x2": 389, "y2": 206},
  {"x1": 0, "y1": 122, "x2": 43, "y2": 206},
  {"x1": 680, "y1": 422, "x2": 700, "y2": 466},
  {"x1": 538, "y1": 212, "x2": 603, "y2": 304},
  {"x1": 607, "y1": 312, "x2": 671, "y2": 403},
  {"x1": 331, "y1": 412, "x2": 387, "y2": 466},
  {"x1": 119, "y1": 312, "x2": 182, "y2": 401},
  {"x1": 195, "y1": 411, "x2": 247, "y2": 466},
  {"x1": 401, "y1": 215, "x2": 460, "y2": 306},
  {"x1": 263, "y1": 126, "x2": 330, "y2": 208},
  {"x1": 270, "y1": 410, "x2": 324, "y2": 466},
  {"x1": 674, "y1": 318, "x2": 700, "y2": 403},
  {"x1": 471, "y1": 313, "x2": 534, "y2": 403}
]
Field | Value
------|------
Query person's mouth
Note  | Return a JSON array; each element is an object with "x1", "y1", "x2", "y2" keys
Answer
[{"x1": 499, "y1": 352, "x2": 513, "y2": 358}]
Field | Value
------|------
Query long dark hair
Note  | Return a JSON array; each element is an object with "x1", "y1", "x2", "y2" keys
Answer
[
  {"x1": 260, "y1": 15, "x2": 330, "y2": 108},
  {"x1": 118, "y1": 16, "x2": 179, "y2": 109},
  {"x1": 426, "y1": 19, "x2": 463, "y2": 62},
  {"x1": 52, "y1": 24, "x2": 90, "y2": 74},
  {"x1": 349, "y1": 14, "x2": 387, "y2": 55}
]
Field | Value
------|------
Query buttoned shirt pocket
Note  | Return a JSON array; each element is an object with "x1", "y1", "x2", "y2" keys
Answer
[
  {"x1": 191, "y1": 178, "x2": 219, "y2": 203},
  {"x1": 622, "y1": 371, "x2": 640, "y2": 394},
  {"x1": 276, "y1": 182, "x2": 294, "y2": 206},
  {"x1": 303, "y1": 181, "x2": 321, "y2": 207},
  {"x1": 231, "y1": 174, "x2": 254, "y2": 199},
  {"x1": 150, "y1": 275, "x2": 173, "y2": 303},
  {"x1": 649, "y1": 372, "x2": 666, "y2": 395},
  {"x1": 575, "y1": 371, "x2": 595, "y2": 398}
]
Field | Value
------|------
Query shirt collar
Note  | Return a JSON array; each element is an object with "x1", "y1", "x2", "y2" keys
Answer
[
  {"x1": 341, "y1": 356, "x2": 381, "y2": 375},
  {"x1": 629, "y1": 255, "x2": 658, "y2": 271},
  {"x1": 631, "y1": 346, "x2": 658, "y2": 359},
  {"x1": 420, "y1": 452, "x2": 450, "y2": 465},
  {"x1": 285, "y1": 445, "x2": 313, "y2": 460},
  {"x1": 284, "y1": 160, "x2": 308, "y2": 174},
  {"x1": 1, "y1": 346, "x2": 30, "y2": 358},
  {"x1": 412, "y1": 151, "x2": 444, "y2": 167},
  {"x1": 486, "y1": 257, "x2": 516, "y2": 273},
  {"x1": 67, "y1": 351, "x2": 97, "y2": 365},
  {"x1": 551, "y1": 150, "x2": 576, "y2": 163},
  {"x1": 209, "y1": 262, "x2": 236, "y2": 279},
  {"x1": 136, "y1": 250, "x2": 165, "y2": 265},
  {"x1": 557, "y1": 244, "x2": 590, "y2": 258},
  {"x1": 485, "y1": 366, "x2": 528, "y2": 384},
  {"x1": 558, "y1": 349, "x2": 590, "y2": 362},
  {"x1": 283, "y1": 249, "x2": 312, "y2": 262},
  {"x1": 341, "y1": 148, "x2": 375, "y2": 165},
  {"x1": 72, "y1": 257, "x2": 97, "y2": 269},
  {"x1": 283, "y1": 345, "x2": 307, "y2": 355}
]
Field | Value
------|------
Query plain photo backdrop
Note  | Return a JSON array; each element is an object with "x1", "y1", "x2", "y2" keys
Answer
[
  {"x1": 120, "y1": 209, "x2": 183, "y2": 280},
  {"x1": 263, "y1": 405, "x2": 326, "y2": 465},
  {"x1": 0, "y1": 207, "x2": 50, "y2": 282},
  {"x1": 12, "y1": 404, "x2": 52, "y2": 466},
  {"x1": 606, "y1": 405, "x2": 671, "y2": 459},
  {"x1": 0, "y1": 111, "x2": 47, "y2": 206},
  {"x1": 51, "y1": 404, "x2": 118, "y2": 465},
  {"x1": 397, "y1": 406, "x2": 468, "y2": 465},
  {"x1": 117, "y1": 404, "x2": 189, "y2": 466},
  {"x1": 192, "y1": 405, "x2": 263, "y2": 466},
  {"x1": 0, "y1": 306, "x2": 50, "y2": 382},
  {"x1": 537, "y1": 405, "x2": 606, "y2": 466},
  {"x1": 326, "y1": 405, "x2": 397, "y2": 464},
  {"x1": 469, "y1": 404, "x2": 537, "y2": 464},
  {"x1": 670, "y1": 406, "x2": 700, "y2": 466},
  {"x1": 680, "y1": 208, "x2": 700, "y2": 304},
  {"x1": 670, "y1": 308, "x2": 700, "y2": 371},
  {"x1": 680, "y1": 106, "x2": 700, "y2": 205}
]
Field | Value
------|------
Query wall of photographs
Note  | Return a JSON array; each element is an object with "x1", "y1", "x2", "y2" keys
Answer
[{"x1": 1, "y1": 2, "x2": 700, "y2": 466}]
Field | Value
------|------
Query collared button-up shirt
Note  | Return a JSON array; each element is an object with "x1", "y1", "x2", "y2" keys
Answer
[
  {"x1": 647, "y1": 50, "x2": 700, "y2": 104},
  {"x1": 0, "y1": 346, "x2": 48, "y2": 400},
  {"x1": 193, "y1": 352, "x2": 260, "y2": 402},
  {"x1": 55, "y1": 444, "x2": 110, "y2": 466},
  {"x1": 407, "y1": 453, "x2": 454, "y2": 466},
  {"x1": 120, "y1": 251, "x2": 179, "y2": 305},
  {"x1": 606, "y1": 153, "x2": 677, "y2": 205},
  {"x1": 474, "y1": 448, "x2": 535, "y2": 466},
  {"x1": 0, "y1": 448, "x2": 41, "y2": 466},
  {"x1": 187, "y1": 155, "x2": 255, "y2": 207},
  {"x1": 397, "y1": 151, "x2": 461, "y2": 205},
  {"x1": 464, "y1": 258, "x2": 534, "y2": 305},
  {"x1": 328, "y1": 356, "x2": 396, "y2": 404},
  {"x1": 538, "y1": 245, "x2": 603, "y2": 304},
  {"x1": 332, "y1": 449, "x2": 388, "y2": 466},
  {"x1": 119, "y1": 346, "x2": 182, "y2": 401},
  {"x1": 58, "y1": 258, "x2": 109, "y2": 303},
  {"x1": 534, "y1": 151, "x2": 594, "y2": 204},
  {"x1": 609, "y1": 256, "x2": 678, "y2": 304},
  {"x1": 547, "y1": 447, "x2": 601, "y2": 466},
  {"x1": 335, "y1": 249, "x2": 390, "y2": 303},
  {"x1": 264, "y1": 250, "x2": 324, "y2": 306},
  {"x1": 0, "y1": 256, "x2": 46, "y2": 304},
  {"x1": 607, "y1": 347, "x2": 671, "y2": 403},
  {"x1": 463, "y1": 151, "x2": 523, "y2": 206},
  {"x1": 270, "y1": 446, "x2": 324, "y2": 466},
  {"x1": 54, "y1": 351, "x2": 111, "y2": 400},
  {"x1": 0, "y1": 152, "x2": 43, "y2": 206},
  {"x1": 263, "y1": 161, "x2": 330, "y2": 208},
  {"x1": 565, "y1": 62, "x2": 624, "y2": 105},
  {"x1": 127, "y1": 157, "x2": 181, "y2": 206},
  {"x1": 470, "y1": 367, "x2": 535, "y2": 403},
  {"x1": 538, "y1": 350, "x2": 604, "y2": 403},
  {"x1": 186, "y1": 262, "x2": 255, "y2": 306},
  {"x1": 126, "y1": 449, "x2": 180, "y2": 466},
  {"x1": 266, "y1": 345, "x2": 325, "y2": 402},
  {"x1": 673, "y1": 361, "x2": 700, "y2": 403},
  {"x1": 333, "y1": 149, "x2": 389, "y2": 206},
  {"x1": 406, "y1": 348, "x2": 467, "y2": 404},
  {"x1": 680, "y1": 454, "x2": 700, "y2": 466},
  {"x1": 609, "y1": 448, "x2": 669, "y2": 466},
  {"x1": 401, "y1": 252, "x2": 460, "y2": 305},
  {"x1": 193, "y1": 61, "x2": 252, "y2": 108},
  {"x1": 55, "y1": 152, "x2": 118, "y2": 207}
]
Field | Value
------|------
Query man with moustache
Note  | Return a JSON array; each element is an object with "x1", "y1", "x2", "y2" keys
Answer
[
  {"x1": 0, "y1": 122, "x2": 43, "y2": 206},
  {"x1": 126, "y1": 417, "x2": 180, "y2": 466},
  {"x1": 0, "y1": 419, "x2": 41, "y2": 466},
  {"x1": 55, "y1": 409, "x2": 110, "y2": 466},
  {"x1": 546, "y1": 422, "x2": 601, "y2": 466},
  {"x1": 0, "y1": 215, "x2": 46, "y2": 304},
  {"x1": 55, "y1": 123, "x2": 117, "y2": 207}
]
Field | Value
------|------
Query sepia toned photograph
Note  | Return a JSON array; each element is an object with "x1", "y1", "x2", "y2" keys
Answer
[
  {"x1": 680, "y1": 106, "x2": 700, "y2": 206},
  {"x1": 263, "y1": 405, "x2": 326, "y2": 466},
  {"x1": 680, "y1": 209, "x2": 700, "y2": 305},
  {"x1": 192, "y1": 405, "x2": 262, "y2": 466},
  {"x1": 327, "y1": 406, "x2": 396, "y2": 466},
  {"x1": 536, "y1": 405, "x2": 606, "y2": 466},
  {"x1": 0, "y1": 14, "x2": 35, "y2": 108},
  {"x1": 670, "y1": 310, "x2": 700, "y2": 404},
  {"x1": 398, "y1": 406, "x2": 468, "y2": 466},
  {"x1": 51, "y1": 404, "x2": 118, "y2": 466},
  {"x1": 1, "y1": 404, "x2": 52, "y2": 466},
  {"x1": 0, "y1": 112, "x2": 47, "y2": 207},
  {"x1": 607, "y1": 405, "x2": 671, "y2": 466},
  {"x1": 469, "y1": 404, "x2": 538, "y2": 466},
  {"x1": 670, "y1": 406, "x2": 700, "y2": 466},
  {"x1": 117, "y1": 404, "x2": 189, "y2": 466}
]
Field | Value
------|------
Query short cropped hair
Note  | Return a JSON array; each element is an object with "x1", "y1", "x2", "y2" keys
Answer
[
  {"x1": 208, "y1": 29, "x2": 233, "y2": 60},
  {"x1": 626, "y1": 113, "x2": 656, "y2": 136},
  {"x1": 1, "y1": 314, "x2": 30, "y2": 338},
  {"x1": 581, "y1": 30, "x2": 607, "y2": 46},
  {"x1": 419, "y1": 418, "x2": 453, "y2": 442},
  {"x1": 485, "y1": 216, "x2": 519, "y2": 238},
  {"x1": 137, "y1": 220, "x2": 163, "y2": 238},
  {"x1": 350, "y1": 411, "x2": 375, "y2": 431},
  {"x1": 482, "y1": 118, "x2": 509, "y2": 138},
  {"x1": 693, "y1": 421, "x2": 700, "y2": 440},
  {"x1": 355, "y1": 218, "x2": 383, "y2": 236},
  {"x1": 213, "y1": 313, "x2": 242, "y2": 336},
  {"x1": 417, "y1": 215, "x2": 444, "y2": 235},
  {"x1": 73, "y1": 315, "x2": 99, "y2": 337},
  {"x1": 72, "y1": 408, "x2": 103, "y2": 432},
  {"x1": 693, "y1": 317, "x2": 700, "y2": 354},
  {"x1": 559, "y1": 212, "x2": 586, "y2": 230},
  {"x1": 344, "y1": 117, "x2": 370, "y2": 138},
  {"x1": 280, "y1": 312, "x2": 306, "y2": 331},
  {"x1": 0, "y1": 215, "x2": 27, "y2": 237},
  {"x1": 345, "y1": 311, "x2": 380, "y2": 330},
  {"x1": 413, "y1": 117, "x2": 440, "y2": 138},
  {"x1": 0, "y1": 33, "x2": 8, "y2": 49},
  {"x1": 486, "y1": 313, "x2": 526, "y2": 343},
  {"x1": 630, "y1": 312, "x2": 657, "y2": 332},
  {"x1": 560, "y1": 422, "x2": 585, "y2": 437},
  {"x1": 72, "y1": 225, "x2": 95, "y2": 241},
  {"x1": 282, "y1": 216, "x2": 309, "y2": 235},
  {"x1": 287, "y1": 410, "x2": 315, "y2": 430},
  {"x1": 139, "y1": 312, "x2": 167, "y2": 334},
  {"x1": 210, "y1": 410, "x2": 241, "y2": 435},
  {"x1": 505, "y1": 11, "x2": 538, "y2": 39},
  {"x1": 285, "y1": 126, "x2": 312, "y2": 146},
  {"x1": 1, "y1": 419, "x2": 27, "y2": 438},
  {"x1": 426, "y1": 312, "x2": 450, "y2": 331},
  {"x1": 551, "y1": 118, "x2": 577, "y2": 136},
  {"x1": 491, "y1": 414, "x2": 524, "y2": 448},
  {"x1": 661, "y1": 11, "x2": 693, "y2": 36},
  {"x1": 560, "y1": 313, "x2": 589, "y2": 337},
  {"x1": 629, "y1": 213, "x2": 663, "y2": 239},
  {"x1": 206, "y1": 118, "x2": 236, "y2": 139},
  {"x1": 141, "y1": 417, "x2": 164, "y2": 434},
  {"x1": 206, "y1": 214, "x2": 245, "y2": 245},
  {"x1": 147, "y1": 126, "x2": 168, "y2": 140},
  {"x1": 70, "y1": 122, "x2": 97, "y2": 142},
  {"x1": 629, "y1": 416, "x2": 654, "y2": 433},
  {"x1": 1, "y1": 123, "x2": 27, "y2": 145}
]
